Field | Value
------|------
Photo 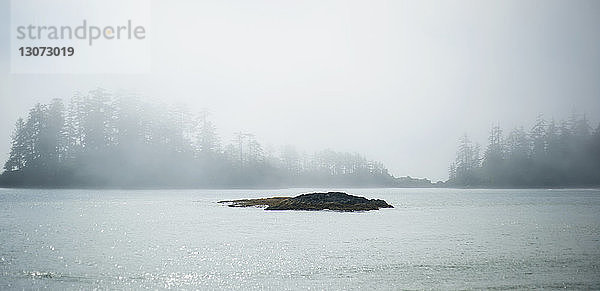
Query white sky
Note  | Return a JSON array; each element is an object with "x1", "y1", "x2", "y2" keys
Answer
[{"x1": 1, "y1": 0, "x2": 599, "y2": 181}]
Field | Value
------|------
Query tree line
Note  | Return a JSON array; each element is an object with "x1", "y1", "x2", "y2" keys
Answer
[
  {"x1": 0, "y1": 89, "x2": 432, "y2": 188},
  {"x1": 449, "y1": 114, "x2": 600, "y2": 187}
]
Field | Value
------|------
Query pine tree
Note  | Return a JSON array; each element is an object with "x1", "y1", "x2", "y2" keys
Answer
[
  {"x1": 482, "y1": 125, "x2": 504, "y2": 185},
  {"x1": 4, "y1": 118, "x2": 27, "y2": 171}
]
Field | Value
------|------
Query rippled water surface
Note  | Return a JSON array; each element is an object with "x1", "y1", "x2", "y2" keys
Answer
[{"x1": 0, "y1": 188, "x2": 599, "y2": 289}]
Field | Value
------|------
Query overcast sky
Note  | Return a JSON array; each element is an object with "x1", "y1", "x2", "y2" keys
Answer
[{"x1": 1, "y1": 0, "x2": 599, "y2": 181}]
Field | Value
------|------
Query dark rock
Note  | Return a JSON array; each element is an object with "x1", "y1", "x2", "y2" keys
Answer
[{"x1": 218, "y1": 192, "x2": 393, "y2": 212}]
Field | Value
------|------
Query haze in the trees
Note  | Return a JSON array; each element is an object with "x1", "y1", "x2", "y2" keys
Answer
[
  {"x1": 449, "y1": 114, "x2": 600, "y2": 187},
  {"x1": 0, "y1": 89, "x2": 435, "y2": 188}
]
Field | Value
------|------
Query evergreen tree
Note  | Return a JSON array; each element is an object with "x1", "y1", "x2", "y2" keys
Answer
[
  {"x1": 4, "y1": 118, "x2": 27, "y2": 171},
  {"x1": 451, "y1": 135, "x2": 480, "y2": 186}
]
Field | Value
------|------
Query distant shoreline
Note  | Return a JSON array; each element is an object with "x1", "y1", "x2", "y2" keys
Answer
[{"x1": 1, "y1": 185, "x2": 598, "y2": 191}]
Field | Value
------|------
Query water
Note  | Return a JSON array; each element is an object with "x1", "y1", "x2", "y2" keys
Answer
[{"x1": 0, "y1": 188, "x2": 599, "y2": 289}]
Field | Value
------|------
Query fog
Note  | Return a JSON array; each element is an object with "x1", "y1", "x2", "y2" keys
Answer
[{"x1": 1, "y1": 0, "x2": 600, "y2": 182}]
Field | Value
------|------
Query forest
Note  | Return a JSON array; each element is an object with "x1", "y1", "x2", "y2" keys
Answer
[
  {"x1": 0, "y1": 89, "x2": 434, "y2": 188},
  {"x1": 449, "y1": 115, "x2": 600, "y2": 187}
]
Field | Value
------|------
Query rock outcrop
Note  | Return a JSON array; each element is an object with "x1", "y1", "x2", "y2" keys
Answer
[{"x1": 218, "y1": 192, "x2": 393, "y2": 211}]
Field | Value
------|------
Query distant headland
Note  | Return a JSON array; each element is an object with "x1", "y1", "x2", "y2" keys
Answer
[{"x1": 1, "y1": 90, "x2": 599, "y2": 189}]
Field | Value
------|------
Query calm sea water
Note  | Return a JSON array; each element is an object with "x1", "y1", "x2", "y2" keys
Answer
[{"x1": 0, "y1": 188, "x2": 599, "y2": 289}]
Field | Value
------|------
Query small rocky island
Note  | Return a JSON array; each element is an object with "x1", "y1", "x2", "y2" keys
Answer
[{"x1": 218, "y1": 192, "x2": 393, "y2": 211}]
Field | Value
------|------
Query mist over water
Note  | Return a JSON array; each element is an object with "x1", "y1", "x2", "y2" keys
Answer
[
  {"x1": 2, "y1": 0, "x2": 600, "y2": 180},
  {"x1": 1, "y1": 91, "x2": 598, "y2": 188},
  {"x1": 1, "y1": 1, "x2": 600, "y2": 289},
  {"x1": 0, "y1": 91, "x2": 438, "y2": 188}
]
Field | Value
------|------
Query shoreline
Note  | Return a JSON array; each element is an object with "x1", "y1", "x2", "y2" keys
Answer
[{"x1": 0, "y1": 186, "x2": 599, "y2": 191}]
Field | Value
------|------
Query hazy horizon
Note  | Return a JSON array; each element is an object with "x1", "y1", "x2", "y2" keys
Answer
[{"x1": 1, "y1": 0, "x2": 600, "y2": 181}]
